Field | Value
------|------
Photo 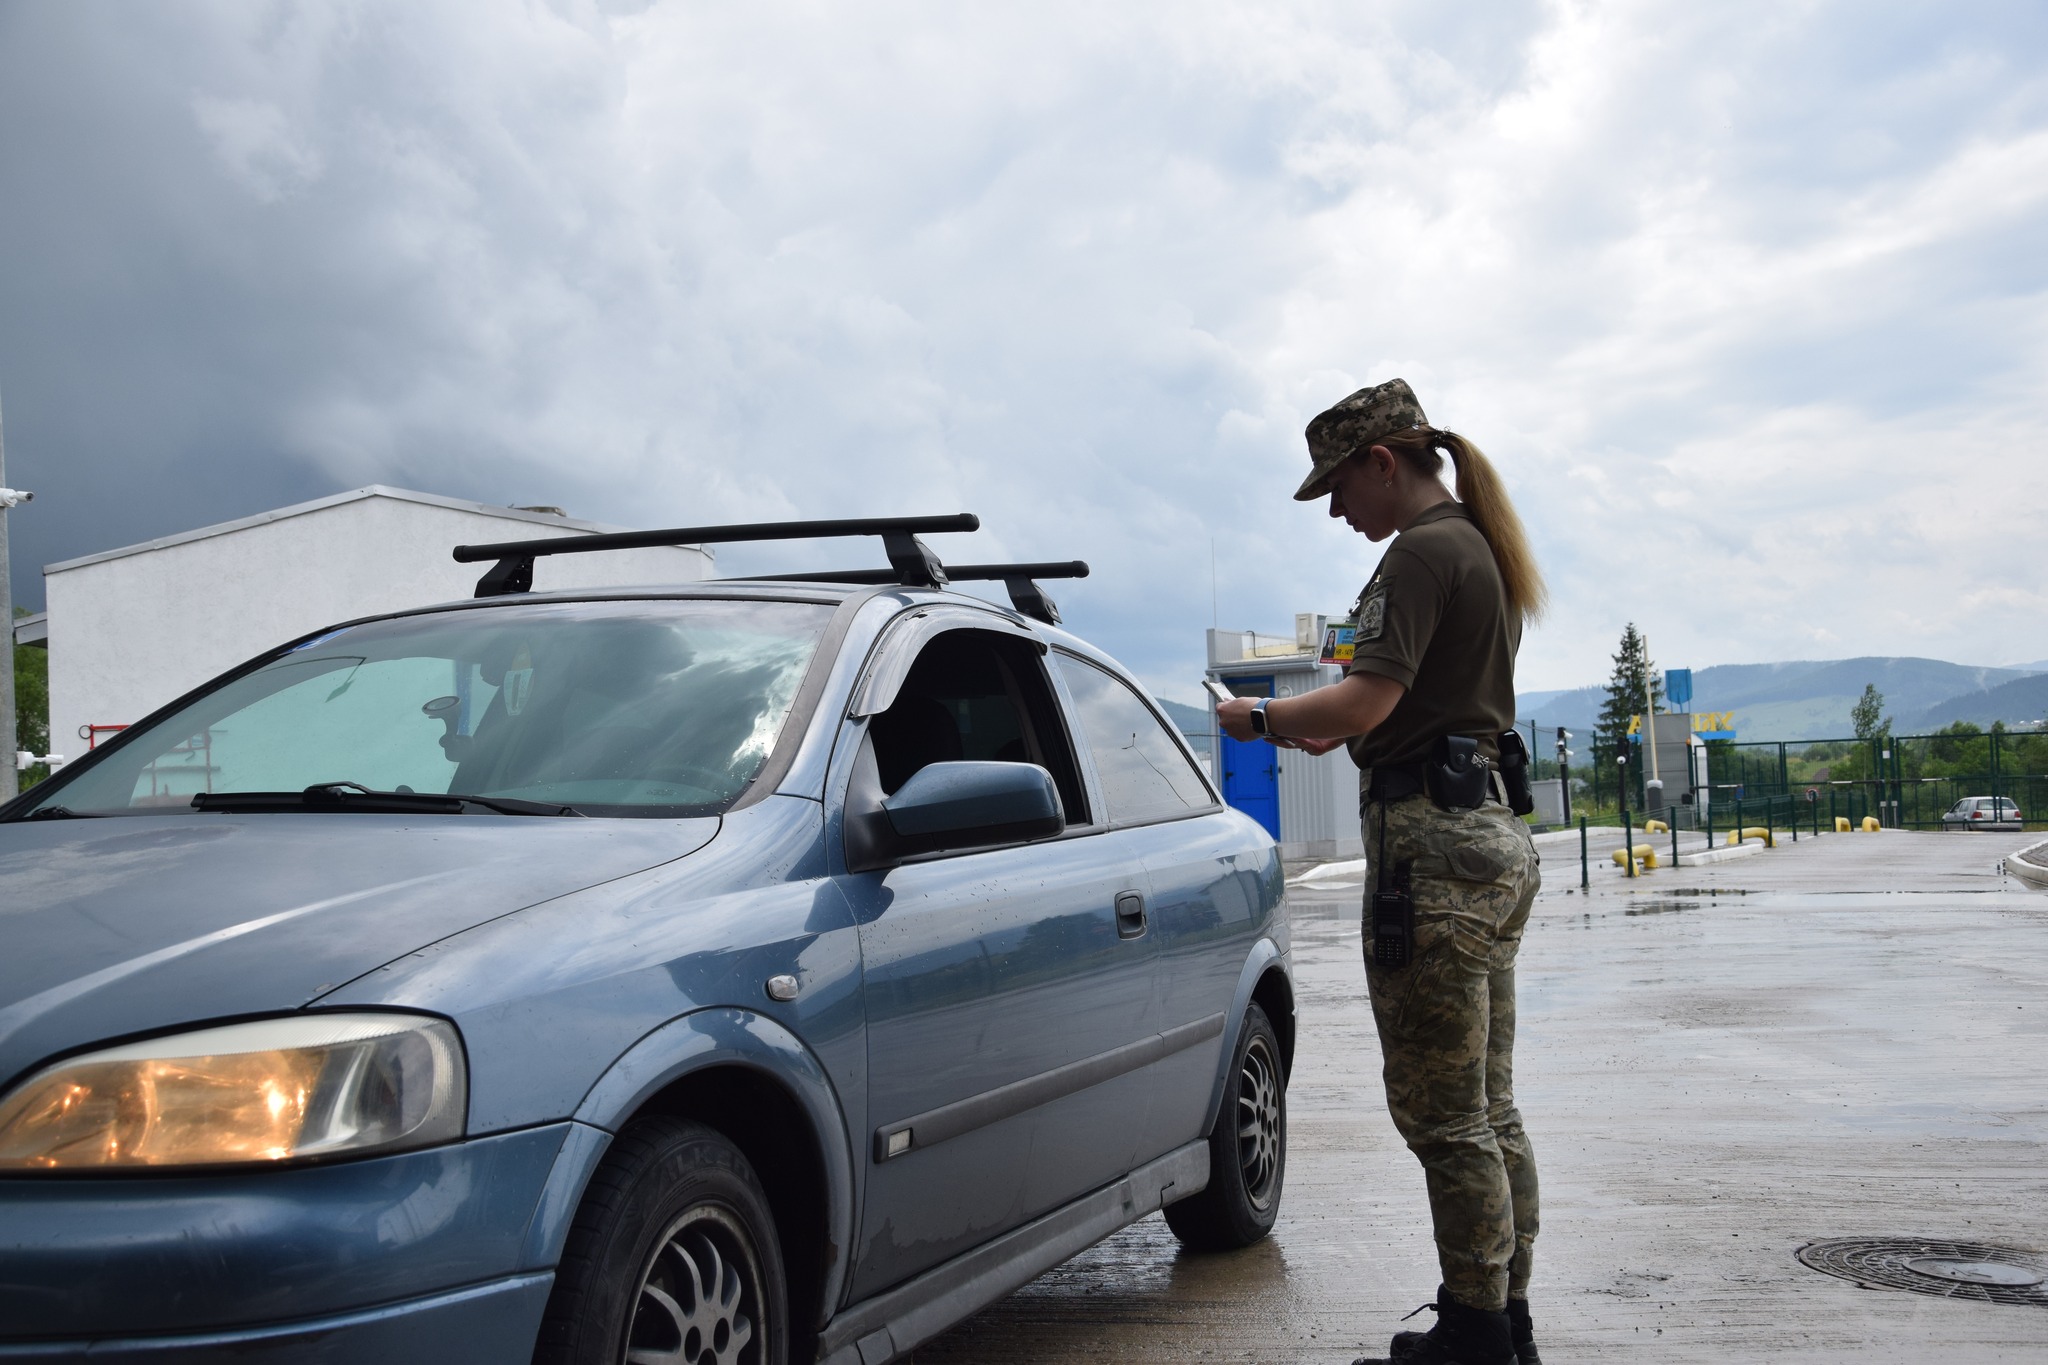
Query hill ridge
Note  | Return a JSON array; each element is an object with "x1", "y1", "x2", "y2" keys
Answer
[{"x1": 1519, "y1": 655, "x2": 2046, "y2": 743}]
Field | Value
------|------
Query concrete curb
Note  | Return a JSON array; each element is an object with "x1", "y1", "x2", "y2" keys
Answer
[
  {"x1": 1290, "y1": 858, "x2": 1366, "y2": 884},
  {"x1": 1676, "y1": 841, "x2": 1768, "y2": 867}
]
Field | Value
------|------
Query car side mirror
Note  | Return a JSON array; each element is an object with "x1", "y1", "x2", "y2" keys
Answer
[
  {"x1": 885, "y1": 761, "x2": 1064, "y2": 842},
  {"x1": 847, "y1": 759, "x2": 1065, "y2": 872}
]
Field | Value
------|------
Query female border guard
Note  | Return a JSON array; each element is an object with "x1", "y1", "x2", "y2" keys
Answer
[{"x1": 1217, "y1": 379, "x2": 1545, "y2": 1365}]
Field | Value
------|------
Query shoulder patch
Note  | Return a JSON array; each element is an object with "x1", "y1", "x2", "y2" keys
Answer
[{"x1": 1357, "y1": 585, "x2": 1387, "y2": 642}]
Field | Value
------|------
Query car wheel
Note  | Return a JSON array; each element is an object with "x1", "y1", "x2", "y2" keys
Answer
[
  {"x1": 535, "y1": 1116, "x2": 786, "y2": 1365},
  {"x1": 1164, "y1": 1002, "x2": 1285, "y2": 1251}
]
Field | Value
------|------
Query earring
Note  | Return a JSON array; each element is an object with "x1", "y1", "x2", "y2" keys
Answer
[{"x1": 1384, "y1": 481, "x2": 1393, "y2": 488}]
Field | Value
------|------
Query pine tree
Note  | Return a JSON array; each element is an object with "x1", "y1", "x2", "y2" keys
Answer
[{"x1": 1596, "y1": 624, "x2": 1658, "y2": 802}]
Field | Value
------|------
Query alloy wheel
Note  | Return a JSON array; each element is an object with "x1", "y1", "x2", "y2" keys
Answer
[
  {"x1": 1235, "y1": 1034, "x2": 1282, "y2": 1211},
  {"x1": 626, "y1": 1207, "x2": 761, "y2": 1365}
]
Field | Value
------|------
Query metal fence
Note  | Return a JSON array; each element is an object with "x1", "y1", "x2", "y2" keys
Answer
[{"x1": 1584, "y1": 730, "x2": 2046, "y2": 831}]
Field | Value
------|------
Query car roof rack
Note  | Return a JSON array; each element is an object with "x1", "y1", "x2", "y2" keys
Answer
[
  {"x1": 747, "y1": 561, "x2": 1089, "y2": 625},
  {"x1": 451, "y1": 514, "x2": 1089, "y2": 625}
]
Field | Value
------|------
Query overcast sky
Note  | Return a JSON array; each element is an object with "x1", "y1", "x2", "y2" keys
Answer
[{"x1": 2, "y1": 0, "x2": 2044, "y2": 702}]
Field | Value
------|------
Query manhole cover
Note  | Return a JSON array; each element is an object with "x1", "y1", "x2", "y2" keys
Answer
[{"x1": 1798, "y1": 1239, "x2": 2048, "y2": 1306}]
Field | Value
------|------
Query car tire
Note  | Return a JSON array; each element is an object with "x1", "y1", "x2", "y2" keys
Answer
[
  {"x1": 535, "y1": 1116, "x2": 787, "y2": 1365},
  {"x1": 1164, "y1": 1002, "x2": 1286, "y2": 1251}
]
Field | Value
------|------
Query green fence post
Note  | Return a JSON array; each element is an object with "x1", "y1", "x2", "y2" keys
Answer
[
  {"x1": 1580, "y1": 815, "x2": 1589, "y2": 890},
  {"x1": 1671, "y1": 815, "x2": 1680, "y2": 867},
  {"x1": 1622, "y1": 806, "x2": 1636, "y2": 878}
]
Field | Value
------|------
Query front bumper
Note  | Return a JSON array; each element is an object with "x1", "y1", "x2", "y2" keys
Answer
[
  {"x1": 0, "y1": 1275, "x2": 552, "y2": 1364},
  {"x1": 0, "y1": 1123, "x2": 579, "y2": 1361}
]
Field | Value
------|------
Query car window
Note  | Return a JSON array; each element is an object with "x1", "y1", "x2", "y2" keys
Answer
[
  {"x1": 1053, "y1": 652, "x2": 1213, "y2": 825},
  {"x1": 26, "y1": 599, "x2": 835, "y2": 818},
  {"x1": 866, "y1": 629, "x2": 1089, "y2": 823}
]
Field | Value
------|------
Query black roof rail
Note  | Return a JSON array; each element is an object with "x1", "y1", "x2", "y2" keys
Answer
[
  {"x1": 453, "y1": 515, "x2": 977, "y2": 599},
  {"x1": 450, "y1": 514, "x2": 1086, "y2": 624},
  {"x1": 746, "y1": 561, "x2": 1090, "y2": 625}
]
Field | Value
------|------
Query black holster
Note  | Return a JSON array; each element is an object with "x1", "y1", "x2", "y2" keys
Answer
[
  {"x1": 1496, "y1": 729, "x2": 1535, "y2": 817},
  {"x1": 1425, "y1": 734, "x2": 1489, "y2": 811}
]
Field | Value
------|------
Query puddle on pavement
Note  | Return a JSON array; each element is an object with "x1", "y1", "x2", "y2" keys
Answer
[{"x1": 1625, "y1": 900, "x2": 1691, "y2": 916}]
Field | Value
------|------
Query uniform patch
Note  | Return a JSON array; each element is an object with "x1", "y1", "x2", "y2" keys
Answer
[{"x1": 1358, "y1": 587, "x2": 1387, "y2": 641}]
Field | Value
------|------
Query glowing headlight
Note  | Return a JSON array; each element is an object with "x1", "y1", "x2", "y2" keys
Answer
[{"x1": 0, "y1": 1014, "x2": 466, "y2": 1170}]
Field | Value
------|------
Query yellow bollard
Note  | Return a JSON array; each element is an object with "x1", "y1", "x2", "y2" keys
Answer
[
  {"x1": 1726, "y1": 826, "x2": 1776, "y2": 848},
  {"x1": 1611, "y1": 844, "x2": 1659, "y2": 869},
  {"x1": 1834, "y1": 816, "x2": 1852, "y2": 833},
  {"x1": 1860, "y1": 816, "x2": 1881, "y2": 832},
  {"x1": 1644, "y1": 819, "x2": 1670, "y2": 834}
]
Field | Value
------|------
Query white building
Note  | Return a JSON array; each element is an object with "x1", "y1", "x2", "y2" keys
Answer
[
  {"x1": 43, "y1": 486, "x2": 712, "y2": 759},
  {"x1": 1205, "y1": 618, "x2": 1364, "y2": 863}
]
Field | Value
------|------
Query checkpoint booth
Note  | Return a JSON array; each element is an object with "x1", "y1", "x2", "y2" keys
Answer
[
  {"x1": 1204, "y1": 615, "x2": 1362, "y2": 863},
  {"x1": 1631, "y1": 668, "x2": 1727, "y2": 825}
]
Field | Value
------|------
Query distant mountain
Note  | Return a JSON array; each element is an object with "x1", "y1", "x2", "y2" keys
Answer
[
  {"x1": 1906, "y1": 673, "x2": 2048, "y2": 732},
  {"x1": 1515, "y1": 657, "x2": 2041, "y2": 743},
  {"x1": 1155, "y1": 696, "x2": 1211, "y2": 736}
]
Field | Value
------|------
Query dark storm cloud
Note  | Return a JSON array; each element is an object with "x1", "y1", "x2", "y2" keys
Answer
[{"x1": 2, "y1": 0, "x2": 2046, "y2": 694}]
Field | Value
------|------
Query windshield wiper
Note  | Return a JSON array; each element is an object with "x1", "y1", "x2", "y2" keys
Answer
[
  {"x1": 192, "y1": 783, "x2": 582, "y2": 817},
  {"x1": 19, "y1": 805, "x2": 96, "y2": 820}
]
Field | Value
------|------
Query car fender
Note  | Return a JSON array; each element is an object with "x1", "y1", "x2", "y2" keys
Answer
[
  {"x1": 1197, "y1": 937, "x2": 1294, "y2": 1138},
  {"x1": 521, "y1": 1007, "x2": 857, "y2": 1319}
]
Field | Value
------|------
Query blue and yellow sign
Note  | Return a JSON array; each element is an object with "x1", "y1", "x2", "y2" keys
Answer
[{"x1": 1628, "y1": 712, "x2": 1736, "y2": 740}]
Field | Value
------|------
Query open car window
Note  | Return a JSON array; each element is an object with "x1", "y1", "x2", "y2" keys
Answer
[
  {"x1": 863, "y1": 629, "x2": 1089, "y2": 826},
  {"x1": 20, "y1": 600, "x2": 835, "y2": 819}
]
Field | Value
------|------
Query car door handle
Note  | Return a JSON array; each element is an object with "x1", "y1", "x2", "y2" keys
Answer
[{"x1": 1115, "y1": 890, "x2": 1147, "y2": 939}]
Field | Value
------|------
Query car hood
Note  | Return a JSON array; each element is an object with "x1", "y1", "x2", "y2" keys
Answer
[{"x1": 0, "y1": 814, "x2": 717, "y2": 1091}]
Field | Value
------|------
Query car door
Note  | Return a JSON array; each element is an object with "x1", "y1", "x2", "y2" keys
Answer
[
  {"x1": 1049, "y1": 651, "x2": 1264, "y2": 1169},
  {"x1": 835, "y1": 624, "x2": 1160, "y2": 1300}
]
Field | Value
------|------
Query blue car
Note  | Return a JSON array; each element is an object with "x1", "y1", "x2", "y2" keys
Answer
[{"x1": 0, "y1": 517, "x2": 1291, "y2": 1365}]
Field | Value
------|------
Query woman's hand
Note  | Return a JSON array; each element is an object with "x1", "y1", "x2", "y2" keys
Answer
[{"x1": 1217, "y1": 696, "x2": 1261, "y2": 741}]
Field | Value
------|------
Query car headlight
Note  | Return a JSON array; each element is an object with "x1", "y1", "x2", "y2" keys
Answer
[{"x1": 0, "y1": 1014, "x2": 466, "y2": 1171}]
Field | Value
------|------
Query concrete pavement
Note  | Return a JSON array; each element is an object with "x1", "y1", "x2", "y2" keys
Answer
[{"x1": 910, "y1": 829, "x2": 2048, "y2": 1363}]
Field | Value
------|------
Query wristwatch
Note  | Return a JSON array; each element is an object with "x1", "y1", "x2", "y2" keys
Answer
[{"x1": 1249, "y1": 698, "x2": 1272, "y2": 736}]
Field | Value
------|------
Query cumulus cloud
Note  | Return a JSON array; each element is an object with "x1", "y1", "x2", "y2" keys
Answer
[{"x1": 0, "y1": 0, "x2": 2044, "y2": 701}]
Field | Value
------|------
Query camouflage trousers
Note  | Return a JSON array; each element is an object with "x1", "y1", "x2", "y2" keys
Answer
[{"x1": 1362, "y1": 794, "x2": 1541, "y2": 1311}]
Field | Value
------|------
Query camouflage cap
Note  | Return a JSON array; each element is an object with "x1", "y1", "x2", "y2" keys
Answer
[{"x1": 1293, "y1": 378, "x2": 1429, "y2": 501}]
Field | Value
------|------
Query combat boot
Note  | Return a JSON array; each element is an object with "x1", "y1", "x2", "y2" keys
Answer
[
  {"x1": 1383, "y1": 1288, "x2": 1540, "y2": 1365},
  {"x1": 1352, "y1": 1288, "x2": 1515, "y2": 1365},
  {"x1": 1506, "y1": 1297, "x2": 1541, "y2": 1364}
]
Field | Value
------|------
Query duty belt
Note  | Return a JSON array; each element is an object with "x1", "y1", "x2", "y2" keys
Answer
[{"x1": 1363, "y1": 761, "x2": 1430, "y2": 805}]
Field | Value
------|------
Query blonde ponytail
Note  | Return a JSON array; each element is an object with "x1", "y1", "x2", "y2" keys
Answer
[{"x1": 1378, "y1": 427, "x2": 1547, "y2": 626}]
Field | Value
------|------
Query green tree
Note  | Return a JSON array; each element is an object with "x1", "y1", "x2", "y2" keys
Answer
[
  {"x1": 1595, "y1": 623, "x2": 1659, "y2": 802},
  {"x1": 1850, "y1": 683, "x2": 1890, "y2": 741},
  {"x1": 13, "y1": 606, "x2": 49, "y2": 789}
]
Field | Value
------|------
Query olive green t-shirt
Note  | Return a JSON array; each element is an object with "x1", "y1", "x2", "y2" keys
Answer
[{"x1": 1344, "y1": 501, "x2": 1520, "y2": 771}]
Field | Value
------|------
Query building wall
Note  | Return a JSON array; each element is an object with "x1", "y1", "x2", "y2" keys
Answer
[
  {"x1": 1271, "y1": 661, "x2": 1364, "y2": 862},
  {"x1": 45, "y1": 490, "x2": 711, "y2": 760}
]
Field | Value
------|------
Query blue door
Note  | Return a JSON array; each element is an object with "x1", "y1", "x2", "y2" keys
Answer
[{"x1": 1218, "y1": 676, "x2": 1280, "y2": 840}]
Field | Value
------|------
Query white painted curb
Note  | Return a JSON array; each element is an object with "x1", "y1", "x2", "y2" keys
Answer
[{"x1": 1675, "y1": 841, "x2": 1768, "y2": 867}]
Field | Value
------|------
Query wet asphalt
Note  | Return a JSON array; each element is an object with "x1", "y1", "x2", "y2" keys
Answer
[{"x1": 909, "y1": 829, "x2": 2048, "y2": 1363}]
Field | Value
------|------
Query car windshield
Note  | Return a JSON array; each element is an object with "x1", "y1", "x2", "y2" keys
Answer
[{"x1": 20, "y1": 598, "x2": 836, "y2": 819}]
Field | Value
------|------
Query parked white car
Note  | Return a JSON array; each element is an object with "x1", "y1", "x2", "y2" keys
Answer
[{"x1": 1941, "y1": 796, "x2": 2024, "y2": 831}]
